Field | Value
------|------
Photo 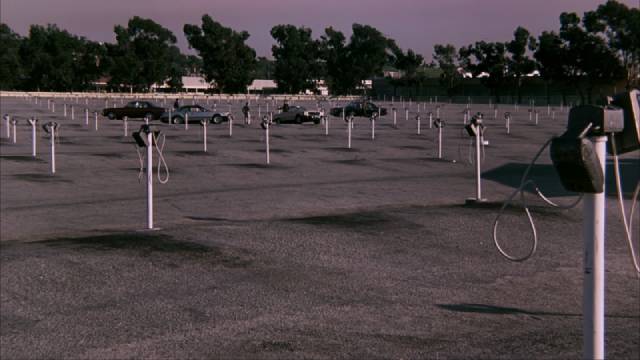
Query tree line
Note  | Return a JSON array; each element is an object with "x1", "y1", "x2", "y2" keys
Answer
[{"x1": 0, "y1": 0, "x2": 637, "y2": 103}]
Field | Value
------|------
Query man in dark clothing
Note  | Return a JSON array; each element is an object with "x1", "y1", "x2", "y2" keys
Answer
[
  {"x1": 174, "y1": 98, "x2": 180, "y2": 109},
  {"x1": 282, "y1": 101, "x2": 289, "y2": 112},
  {"x1": 242, "y1": 102, "x2": 250, "y2": 124}
]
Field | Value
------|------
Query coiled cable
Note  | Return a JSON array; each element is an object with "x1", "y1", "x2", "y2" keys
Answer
[
  {"x1": 610, "y1": 136, "x2": 640, "y2": 275},
  {"x1": 493, "y1": 138, "x2": 583, "y2": 262}
]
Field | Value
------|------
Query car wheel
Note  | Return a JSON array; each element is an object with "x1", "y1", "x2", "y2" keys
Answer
[
  {"x1": 212, "y1": 115, "x2": 223, "y2": 124},
  {"x1": 172, "y1": 116, "x2": 182, "y2": 124},
  {"x1": 295, "y1": 115, "x2": 303, "y2": 124},
  {"x1": 107, "y1": 112, "x2": 115, "y2": 120},
  {"x1": 314, "y1": 119, "x2": 320, "y2": 125}
]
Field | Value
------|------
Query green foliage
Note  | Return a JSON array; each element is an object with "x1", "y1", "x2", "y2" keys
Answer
[
  {"x1": 184, "y1": 15, "x2": 257, "y2": 93},
  {"x1": 0, "y1": 23, "x2": 24, "y2": 90},
  {"x1": 270, "y1": 25, "x2": 322, "y2": 94},
  {"x1": 19, "y1": 24, "x2": 105, "y2": 91},
  {"x1": 255, "y1": 57, "x2": 275, "y2": 80},
  {"x1": 459, "y1": 41, "x2": 508, "y2": 101},
  {"x1": 319, "y1": 24, "x2": 395, "y2": 95},
  {"x1": 584, "y1": 0, "x2": 639, "y2": 88},
  {"x1": 433, "y1": 44, "x2": 461, "y2": 97},
  {"x1": 108, "y1": 16, "x2": 179, "y2": 91},
  {"x1": 319, "y1": 27, "x2": 352, "y2": 95},
  {"x1": 506, "y1": 26, "x2": 537, "y2": 102},
  {"x1": 534, "y1": 8, "x2": 626, "y2": 103}
]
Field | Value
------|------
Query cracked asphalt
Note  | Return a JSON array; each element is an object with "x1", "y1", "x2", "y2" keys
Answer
[{"x1": 1, "y1": 95, "x2": 638, "y2": 359}]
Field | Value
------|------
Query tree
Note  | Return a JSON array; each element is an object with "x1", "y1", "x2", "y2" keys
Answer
[
  {"x1": 584, "y1": 0, "x2": 640, "y2": 88},
  {"x1": 319, "y1": 24, "x2": 395, "y2": 95},
  {"x1": 459, "y1": 41, "x2": 508, "y2": 102},
  {"x1": 270, "y1": 25, "x2": 321, "y2": 94},
  {"x1": 433, "y1": 44, "x2": 461, "y2": 98},
  {"x1": 533, "y1": 31, "x2": 569, "y2": 103},
  {"x1": 318, "y1": 27, "x2": 352, "y2": 95},
  {"x1": 184, "y1": 15, "x2": 257, "y2": 93},
  {"x1": 109, "y1": 16, "x2": 179, "y2": 91},
  {"x1": 557, "y1": 11, "x2": 625, "y2": 103},
  {"x1": 0, "y1": 23, "x2": 24, "y2": 90},
  {"x1": 506, "y1": 26, "x2": 537, "y2": 103},
  {"x1": 19, "y1": 24, "x2": 102, "y2": 91},
  {"x1": 348, "y1": 24, "x2": 393, "y2": 92}
]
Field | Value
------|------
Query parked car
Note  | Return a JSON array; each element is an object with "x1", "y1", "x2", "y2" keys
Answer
[
  {"x1": 330, "y1": 101, "x2": 387, "y2": 118},
  {"x1": 273, "y1": 106, "x2": 323, "y2": 124},
  {"x1": 160, "y1": 105, "x2": 231, "y2": 124},
  {"x1": 102, "y1": 101, "x2": 165, "y2": 120}
]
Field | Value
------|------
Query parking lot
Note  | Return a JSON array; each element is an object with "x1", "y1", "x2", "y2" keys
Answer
[{"x1": 1, "y1": 94, "x2": 638, "y2": 359}]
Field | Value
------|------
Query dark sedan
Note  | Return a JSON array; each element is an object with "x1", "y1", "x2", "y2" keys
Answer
[
  {"x1": 330, "y1": 101, "x2": 387, "y2": 118},
  {"x1": 273, "y1": 106, "x2": 323, "y2": 124},
  {"x1": 160, "y1": 105, "x2": 231, "y2": 124},
  {"x1": 102, "y1": 101, "x2": 165, "y2": 120}
]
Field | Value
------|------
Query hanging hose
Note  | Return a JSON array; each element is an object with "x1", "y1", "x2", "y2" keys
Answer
[
  {"x1": 610, "y1": 136, "x2": 640, "y2": 275},
  {"x1": 493, "y1": 138, "x2": 584, "y2": 262},
  {"x1": 152, "y1": 131, "x2": 170, "y2": 184}
]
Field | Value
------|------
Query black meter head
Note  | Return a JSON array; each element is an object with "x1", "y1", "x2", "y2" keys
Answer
[
  {"x1": 434, "y1": 118, "x2": 444, "y2": 128},
  {"x1": 608, "y1": 89, "x2": 640, "y2": 155},
  {"x1": 260, "y1": 115, "x2": 271, "y2": 130},
  {"x1": 465, "y1": 113, "x2": 484, "y2": 136},
  {"x1": 132, "y1": 124, "x2": 158, "y2": 148},
  {"x1": 550, "y1": 90, "x2": 637, "y2": 194}
]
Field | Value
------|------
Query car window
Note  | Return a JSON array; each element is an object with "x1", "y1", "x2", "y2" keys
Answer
[{"x1": 126, "y1": 102, "x2": 137, "y2": 108}]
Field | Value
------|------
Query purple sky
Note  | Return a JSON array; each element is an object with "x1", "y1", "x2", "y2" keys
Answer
[{"x1": 2, "y1": 0, "x2": 637, "y2": 60}]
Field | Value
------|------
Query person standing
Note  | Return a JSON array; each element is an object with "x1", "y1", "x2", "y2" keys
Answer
[
  {"x1": 174, "y1": 98, "x2": 180, "y2": 109},
  {"x1": 242, "y1": 102, "x2": 250, "y2": 124}
]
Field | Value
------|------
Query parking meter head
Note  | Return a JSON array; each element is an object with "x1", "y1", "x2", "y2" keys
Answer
[
  {"x1": 199, "y1": 119, "x2": 207, "y2": 126},
  {"x1": 607, "y1": 89, "x2": 640, "y2": 155},
  {"x1": 472, "y1": 113, "x2": 484, "y2": 124},
  {"x1": 565, "y1": 105, "x2": 624, "y2": 137},
  {"x1": 132, "y1": 131, "x2": 147, "y2": 148},
  {"x1": 261, "y1": 115, "x2": 270, "y2": 130},
  {"x1": 504, "y1": 112, "x2": 511, "y2": 119},
  {"x1": 551, "y1": 137, "x2": 604, "y2": 193}
]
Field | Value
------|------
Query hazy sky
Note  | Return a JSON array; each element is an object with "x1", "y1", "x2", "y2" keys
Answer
[{"x1": 2, "y1": 0, "x2": 638, "y2": 60}]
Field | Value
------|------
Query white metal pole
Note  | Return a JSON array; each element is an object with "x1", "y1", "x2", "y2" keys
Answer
[
  {"x1": 371, "y1": 117, "x2": 375, "y2": 140},
  {"x1": 229, "y1": 115, "x2": 233, "y2": 137},
  {"x1": 417, "y1": 115, "x2": 421, "y2": 135},
  {"x1": 5, "y1": 115, "x2": 10, "y2": 138},
  {"x1": 325, "y1": 116, "x2": 329, "y2": 136},
  {"x1": 405, "y1": 108, "x2": 408, "y2": 122},
  {"x1": 583, "y1": 136, "x2": 607, "y2": 360},
  {"x1": 71, "y1": 106, "x2": 74, "y2": 120},
  {"x1": 438, "y1": 125, "x2": 442, "y2": 159},
  {"x1": 123, "y1": 117, "x2": 128, "y2": 137},
  {"x1": 393, "y1": 109, "x2": 397, "y2": 127},
  {"x1": 265, "y1": 124, "x2": 270, "y2": 164},
  {"x1": 147, "y1": 131, "x2": 154, "y2": 230},
  {"x1": 429, "y1": 113, "x2": 433, "y2": 129},
  {"x1": 11, "y1": 120, "x2": 17, "y2": 143},
  {"x1": 507, "y1": 116, "x2": 510, "y2": 134},
  {"x1": 94, "y1": 112, "x2": 98, "y2": 131},
  {"x1": 85, "y1": 108, "x2": 89, "y2": 125},
  {"x1": 474, "y1": 125, "x2": 482, "y2": 200},
  {"x1": 31, "y1": 120, "x2": 37, "y2": 157},
  {"x1": 203, "y1": 122, "x2": 207, "y2": 152},
  {"x1": 185, "y1": 113, "x2": 189, "y2": 130},
  {"x1": 348, "y1": 117, "x2": 352, "y2": 149},
  {"x1": 50, "y1": 127, "x2": 56, "y2": 174}
]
